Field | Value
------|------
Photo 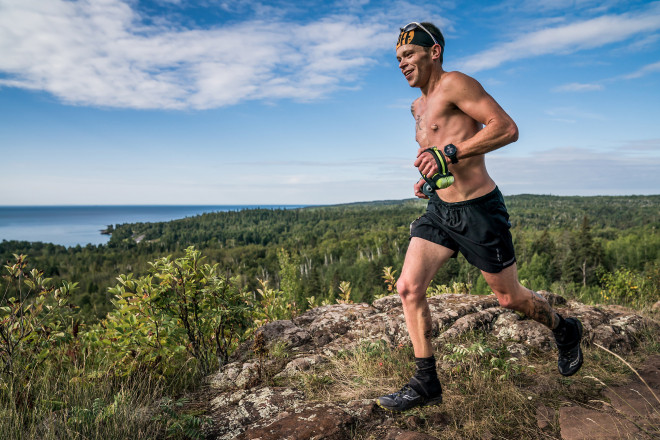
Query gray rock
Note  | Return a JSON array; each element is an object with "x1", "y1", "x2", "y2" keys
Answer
[
  {"x1": 204, "y1": 292, "x2": 659, "y2": 439},
  {"x1": 492, "y1": 311, "x2": 555, "y2": 351},
  {"x1": 507, "y1": 342, "x2": 531, "y2": 358},
  {"x1": 208, "y1": 387, "x2": 305, "y2": 440},
  {"x1": 274, "y1": 354, "x2": 325, "y2": 379},
  {"x1": 255, "y1": 320, "x2": 312, "y2": 350}
]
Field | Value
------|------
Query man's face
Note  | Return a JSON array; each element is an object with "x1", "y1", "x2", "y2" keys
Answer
[{"x1": 396, "y1": 44, "x2": 432, "y2": 88}]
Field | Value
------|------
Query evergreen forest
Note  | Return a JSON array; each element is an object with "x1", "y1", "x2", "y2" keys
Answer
[{"x1": 2, "y1": 194, "x2": 659, "y2": 321}]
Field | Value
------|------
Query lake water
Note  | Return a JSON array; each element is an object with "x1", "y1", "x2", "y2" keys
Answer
[{"x1": 0, "y1": 205, "x2": 305, "y2": 247}]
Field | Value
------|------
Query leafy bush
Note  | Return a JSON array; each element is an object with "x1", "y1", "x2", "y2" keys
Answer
[
  {"x1": 336, "y1": 281, "x2": 353, "y2": 304},
  {"x1": 85, "y1": 247, "x2": 253, "y2": 379},
  {"x1": 598, "y1": 265, "x2": 659, "y2": 308},
  {"x1": 428, "y1": 281, "x2": 472, "y2": 296},
  {"x1": 0, "y1": 254, "x2": 76, "y2": 384},
  {"x1": 252, "y1": 278, "x2": 297, "y2": 326}
]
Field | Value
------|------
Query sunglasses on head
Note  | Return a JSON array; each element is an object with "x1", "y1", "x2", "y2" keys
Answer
[{"x1": 400, "y1": 22, "x2": 441, "y2": 47}]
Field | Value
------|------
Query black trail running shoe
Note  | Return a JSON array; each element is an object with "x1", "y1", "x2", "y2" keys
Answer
[
  {"x1": 556, "y1": 317, "x2": 584, "y2": 376},
  {"x1": 376, "y1": 378, "x2": 442, "y2": 412}
]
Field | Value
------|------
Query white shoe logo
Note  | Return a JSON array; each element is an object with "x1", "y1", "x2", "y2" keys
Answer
[{"x1": 569, "y1": 350, "x2": 582, "y2": 368}]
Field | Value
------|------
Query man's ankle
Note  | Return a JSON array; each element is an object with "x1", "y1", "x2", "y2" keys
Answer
[
  {"x1": 411, "y1": 355, "x2": 441, "y2": 397},
  {"x1": 552, "y1": 313, "x2": 566, "y2": 332},
  {"x1": 553, "y1": 316, "x2": 580, "y2": 346},
  {"x1": 409, "y1": 375, "x2": 442, "y2": 397}
]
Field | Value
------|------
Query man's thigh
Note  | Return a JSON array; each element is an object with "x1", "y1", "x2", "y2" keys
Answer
[{"x1": 399, "y1": 237, "x2": 455, "y2": 290}]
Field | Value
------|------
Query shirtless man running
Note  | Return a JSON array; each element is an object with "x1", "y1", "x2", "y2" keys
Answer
[{"x1": 377, "y1": 22, "x2": 584, "y2": 412}]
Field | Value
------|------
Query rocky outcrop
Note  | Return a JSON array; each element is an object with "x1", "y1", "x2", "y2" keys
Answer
[{"x1": 206, "y1": 292, "x2": 659, "y2": 440}]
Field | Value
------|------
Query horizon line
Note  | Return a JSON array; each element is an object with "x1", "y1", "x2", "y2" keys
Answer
[{"x1": 1, "y1": 193, "x2": 659, "y2": 208}]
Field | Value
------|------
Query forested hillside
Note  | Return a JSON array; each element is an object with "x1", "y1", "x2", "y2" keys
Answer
[
  {"x1": 2, "y1": 194, "x2": 659, "y2": 321},
  {"x1": 1, "y1": 194, "x2": 658, "y2": 440}
]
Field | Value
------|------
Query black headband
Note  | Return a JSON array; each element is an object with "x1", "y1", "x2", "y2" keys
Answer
[{"x1": 396, "y1": 28, "x2": 439, "y2": 49}]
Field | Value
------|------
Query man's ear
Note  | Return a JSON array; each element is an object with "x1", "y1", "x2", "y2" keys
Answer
[{"x1": 431, "y1": 44, "x2": 442, "y2": 61}]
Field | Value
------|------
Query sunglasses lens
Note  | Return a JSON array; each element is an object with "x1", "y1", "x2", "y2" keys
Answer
[{"x1": 403, "y1": 23, "x2": 417, "y2": 32}]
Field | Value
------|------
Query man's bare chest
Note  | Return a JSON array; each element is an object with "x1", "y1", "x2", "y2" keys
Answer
[{"x1": 413, "y1": 98, "x2": 457, "y2": 138}]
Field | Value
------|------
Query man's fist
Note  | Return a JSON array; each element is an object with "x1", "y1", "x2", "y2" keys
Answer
[
  {"x1": 414, "y1": 179, "x2": 428, "y2": 199},
  {"x1": 417, "y1": 147, "x2": 454, "y2": 190}
]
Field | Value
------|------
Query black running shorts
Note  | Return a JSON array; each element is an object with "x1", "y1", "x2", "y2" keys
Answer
[{"x1": 409, "y1": 186, "x2": 516, "y2": 273}]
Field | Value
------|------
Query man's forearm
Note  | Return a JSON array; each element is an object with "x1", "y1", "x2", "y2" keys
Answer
[{"x1": 456, "y1": 117, "x2": 518, "y2": 160}]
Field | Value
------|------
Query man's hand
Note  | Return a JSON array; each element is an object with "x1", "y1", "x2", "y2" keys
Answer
[
  {"x1": 414, "y1": 179, "x2": 428, "y2": 199},
  {"x1": 415, "y1": 148, "x2": 439, "y2": 177},
  {"x1": 415, "y1": 147, "x2": 455, "y2": 192}
]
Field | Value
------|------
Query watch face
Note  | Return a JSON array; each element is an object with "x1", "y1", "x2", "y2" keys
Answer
[{"x1": 445, "y1": 144, "x2": 456, "y2": 156}]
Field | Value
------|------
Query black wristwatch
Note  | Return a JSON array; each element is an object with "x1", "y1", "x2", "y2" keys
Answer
[{"x1": 444, "y1": 143, "x2": 458, "y2": 164}]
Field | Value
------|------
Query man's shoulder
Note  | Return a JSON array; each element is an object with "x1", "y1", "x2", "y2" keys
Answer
[
  {"x1": 440, "y1": 70, "x2": 478, "y2": 88},
  {"x1": 436, "y1": 71, "x2": 485, "y2": 100}
]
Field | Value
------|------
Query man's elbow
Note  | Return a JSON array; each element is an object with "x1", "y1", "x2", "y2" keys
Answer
[{"x1": 505, "y1": 120, "x2": 519, "y2": 144}]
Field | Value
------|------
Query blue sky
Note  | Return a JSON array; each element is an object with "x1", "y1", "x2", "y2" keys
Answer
[{"x1": 1, "y1": 0, "x2": 659, "y2": 205}]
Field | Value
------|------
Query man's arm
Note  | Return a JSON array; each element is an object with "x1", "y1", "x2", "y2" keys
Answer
[{"x1": 443, "y1": 72, "x2": 518, "y2": 160}]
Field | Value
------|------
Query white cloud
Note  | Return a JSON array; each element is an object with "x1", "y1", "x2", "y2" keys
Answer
[
  {"x1": 487, "y1": 0, "x2": 620, "y2": 14},
  {"x1": 553, "y1": 82, "x2": 603, "y2": 92},
  {"x1": 489, "y1": 142, "x2": 660, "y2": 195},
  {"x1": 0, "y1": 0, "x2": 394, "y2": 109},
  {"x1": 625, "y1": 138, "x2": 660, "y2": 152},
  {"x1": 623, "y1": 60, "x2": 660, "y2": 79},
  {"x1": 457, "y1": 6, "x2": 660, "y2": 72}
]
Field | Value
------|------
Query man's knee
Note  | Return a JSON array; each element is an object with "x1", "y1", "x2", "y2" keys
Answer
[
  {"x1": 496, "y1": 294, "x2": 519, "y2": 310},
  {"x1": 494, "y1": 288, "x2": 528, "y2": 311},
  {"x1": 396, "y1": 277, "x2": 426, "y2": 303}
]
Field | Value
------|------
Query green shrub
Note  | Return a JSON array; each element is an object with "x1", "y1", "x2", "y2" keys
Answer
[
  {"x1": 597, "y1": 265, "x2": 659, "y2": 308},
  {"x1": 85, "y1": 247, "x2": 253, "y2": 379},
  {"x1": 0, "y1": 254, "x2": 76, "y2": 385},
  {"x1": 252, "y1": 279, "x2": 296, "y2": 326}
]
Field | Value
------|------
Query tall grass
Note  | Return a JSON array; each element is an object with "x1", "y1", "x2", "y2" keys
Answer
[
  {"x1": 0, "y1": 350, "x2": 210, "y2": 440},
  {"x1": 1, "y1": 358, "x2": 161, "y2": 439}
]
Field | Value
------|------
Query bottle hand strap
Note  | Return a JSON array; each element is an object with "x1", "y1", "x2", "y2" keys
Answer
[
  {"x1": 424, "y1": 147, "x2": 449, "y2": 175},
  {"x1": 420, "y1": 147, "x2": 454, "y2": 195}
]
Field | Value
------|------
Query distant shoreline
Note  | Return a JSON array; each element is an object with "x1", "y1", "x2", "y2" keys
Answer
[{"x1": 0, "y1": 205, "x2": 309, "y2": 248}]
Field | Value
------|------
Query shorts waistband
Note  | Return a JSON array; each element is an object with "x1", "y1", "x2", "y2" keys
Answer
[{"x1": 430, "y1": 186, "x2": 501, "y2": 208}]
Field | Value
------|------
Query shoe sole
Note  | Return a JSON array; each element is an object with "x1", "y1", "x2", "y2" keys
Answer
[
  {"x1": 559, "y1": 319, "x2": 584, "y2": 377},
  {"x1": 375, "y1": 395, "x2": 443, "y2": 413}
]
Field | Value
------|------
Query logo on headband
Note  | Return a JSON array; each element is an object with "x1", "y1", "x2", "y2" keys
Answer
[
  {"x1": 396, "y1": 30, "x2": 415, "y2": 49},
  {"x1": 396, "y1": 27, "x2": 438, "y2": 49}
]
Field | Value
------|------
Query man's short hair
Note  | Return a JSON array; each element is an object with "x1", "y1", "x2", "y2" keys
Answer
[{"x1": 421, "y1": 22, "x2": 445, "y2": 64}]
